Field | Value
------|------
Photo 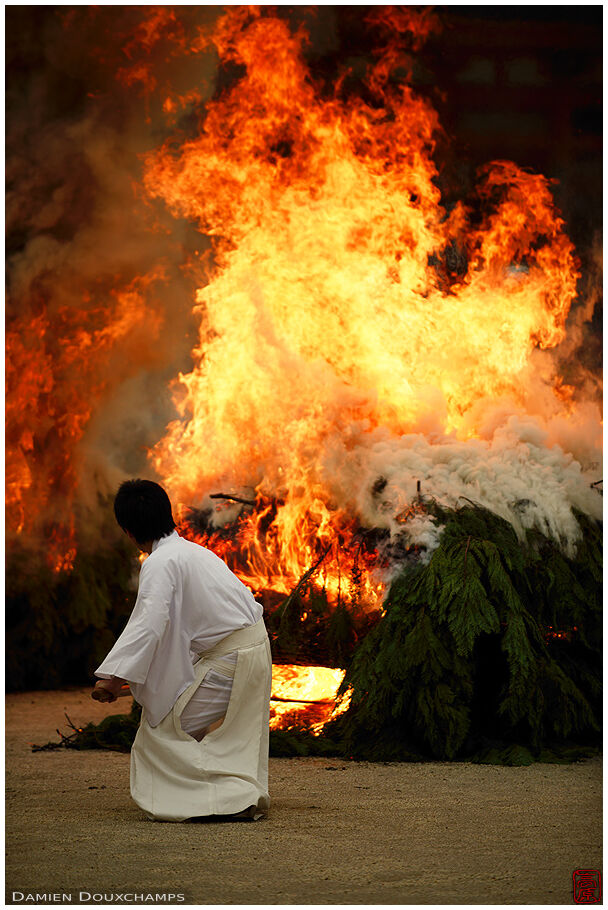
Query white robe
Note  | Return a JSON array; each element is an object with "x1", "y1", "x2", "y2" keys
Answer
[
  {"x1": 95, "y1": 530, "x2": 262, "y2": 725},
  {"x1": 180, "y1": 655, "x2": 237, "y2": 738},
  {"x1": 95, "y1": 531, "x2": 271, "y2": 820}
]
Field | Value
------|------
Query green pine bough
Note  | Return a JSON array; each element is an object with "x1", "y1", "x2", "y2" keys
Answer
[
  {"x1": 33, "y1": 503, "x2": 602, "y2": 765},
  {"x1": 325, "y1": 503, "x2": 602, "y2": 764}
]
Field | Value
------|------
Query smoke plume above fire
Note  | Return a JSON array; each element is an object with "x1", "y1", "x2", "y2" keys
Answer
[{"x1": 6, "y1": 7, "x2": 602, "y2": 604}]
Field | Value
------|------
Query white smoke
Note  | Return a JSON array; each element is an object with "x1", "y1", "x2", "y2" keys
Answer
[{"x1": 310, "y1": 408, "x2": 602, "y2": 573}]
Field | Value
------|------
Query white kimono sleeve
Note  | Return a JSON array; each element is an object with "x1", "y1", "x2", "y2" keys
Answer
[{"x1": 95, "y1": 557, "x2": 173, "y2": 685}]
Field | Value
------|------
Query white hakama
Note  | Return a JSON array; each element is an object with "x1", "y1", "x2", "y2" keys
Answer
[{"x1": 130, "y1": 619, "x2": 272, "y2": 822}]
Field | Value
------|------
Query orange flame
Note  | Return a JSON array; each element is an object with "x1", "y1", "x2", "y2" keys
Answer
[
  {"x1": 6, "y1": 272, "x2": 165, "y2": 572},
  {"x1": 270, "y1": 664, "x2": 349, "y2": 734},
  {"x1": 141, "y1": 8, "x2": 581, "y2": 604},
  {"x1": 6, "y1": 8, "x2": 600, "y2": 696}
]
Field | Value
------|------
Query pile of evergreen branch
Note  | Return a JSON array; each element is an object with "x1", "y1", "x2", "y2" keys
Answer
[
  {"x1": 325, "y1": 503, "x2": 602, "y2": 763},
  {"x1": 30, "y1": 503, "x2": 602, "y2": 765},
  {"x1": 32, "y1": 700, "x2": 142, "y2": 753}
]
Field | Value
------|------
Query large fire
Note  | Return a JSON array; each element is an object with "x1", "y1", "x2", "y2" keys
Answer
[
  {"x1": 6, "y1": 8, "x2": 602, "y2": 725},
  {"x1": 142, "y1": 7, "x2": 593, "y2": 597}
]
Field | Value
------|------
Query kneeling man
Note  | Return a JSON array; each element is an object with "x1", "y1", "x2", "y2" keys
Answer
[{"x1": 92, "y1": 479, "x2": 272, "y2": 822}]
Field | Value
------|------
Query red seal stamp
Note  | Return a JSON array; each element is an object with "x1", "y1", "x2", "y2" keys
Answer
[{"x1": 573, "y1": 869, "x2": 602, "y2": 904}]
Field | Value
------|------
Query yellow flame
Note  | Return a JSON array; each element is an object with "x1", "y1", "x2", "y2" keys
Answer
[
  {"x1": 270, "y1": 664, "x2": 349, "y2": 734},
  {"x1": 145, "y1": 10, "x2": 580, "y2": 600}
]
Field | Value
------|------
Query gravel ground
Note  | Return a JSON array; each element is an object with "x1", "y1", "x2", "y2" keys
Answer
[{"x1": 5, "y1": 687, "x2": 602, "y2": 906}]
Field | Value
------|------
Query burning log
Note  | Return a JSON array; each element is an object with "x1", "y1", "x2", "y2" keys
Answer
[{"x1": 270, "y1": 695, "x2": 334, "y2": 706}]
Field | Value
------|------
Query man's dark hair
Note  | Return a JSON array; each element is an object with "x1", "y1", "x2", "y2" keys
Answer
[{"x1": 114, "y1": 479, "x2": 176, "y2": 545}]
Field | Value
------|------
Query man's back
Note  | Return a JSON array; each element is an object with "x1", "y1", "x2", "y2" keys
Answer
[
  {"x1": 146, "y1": 531, "x2": 262, "y2": 653},
  {"x1": 97, "y1": 530, "x2": 263, "y2": 725}
]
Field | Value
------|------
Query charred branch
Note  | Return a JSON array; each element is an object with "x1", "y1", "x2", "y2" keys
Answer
[
  {"x1": 275, "y1": 543, "x2": 333, "y2": 623},
  {"x1": 270, "y1": 695, "x2": 333, "y2": 705},
  {"x1": 32, "y1": 713, "x2": 83, "y2": 751}
]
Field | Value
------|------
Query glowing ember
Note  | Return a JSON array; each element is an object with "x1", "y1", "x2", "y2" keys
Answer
[
  {"x1": 270, "y1": 664, "x2": 349, "y2": 734},
  {"x1": 272, "y1": 664, "x2": 345, "y2": 703}
]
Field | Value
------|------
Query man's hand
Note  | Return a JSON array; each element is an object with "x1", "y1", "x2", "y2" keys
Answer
[{"x1": 92, "y1": 677, "x2": 125, "y2": 703}]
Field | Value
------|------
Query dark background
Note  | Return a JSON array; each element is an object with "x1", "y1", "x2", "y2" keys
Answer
[{"x1": 7, "y1": 5, "x2": 603, "y2": 227}]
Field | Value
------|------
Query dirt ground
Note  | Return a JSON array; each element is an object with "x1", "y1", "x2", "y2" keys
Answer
[{"x1": 5, "y1": 688, "x2": 602, "y2": 906}]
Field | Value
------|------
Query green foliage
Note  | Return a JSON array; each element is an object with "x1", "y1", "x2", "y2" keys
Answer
[
  {"x1": 470, "y1": 740, "x2": 600, "y2": 765},
  {"x1": 269, "y1": 727, "x2": 342, "y2": 757},
  {"x1": 327, "y1": 502, "x2": 602, "y2": 762},
  {"x1": 472, "y1": 743, "x2": 537, "y2": 766},
  {"x1": 266, "y1": 574, "x2": 373, "y2": 669},
  {"x1": 32, "y1": 700, "x2": 142, "y2": 753},
  {"x1": 70, "y1": 700, "x2": 142, "y2": 752},
  {"x1": 327, "y1": 558, "x2": 475, "y2": 760}
]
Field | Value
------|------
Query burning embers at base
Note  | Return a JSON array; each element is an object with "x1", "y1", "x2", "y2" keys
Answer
[{"x1": 270, "y1": 665, "x2": 348, "y2": 734}]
